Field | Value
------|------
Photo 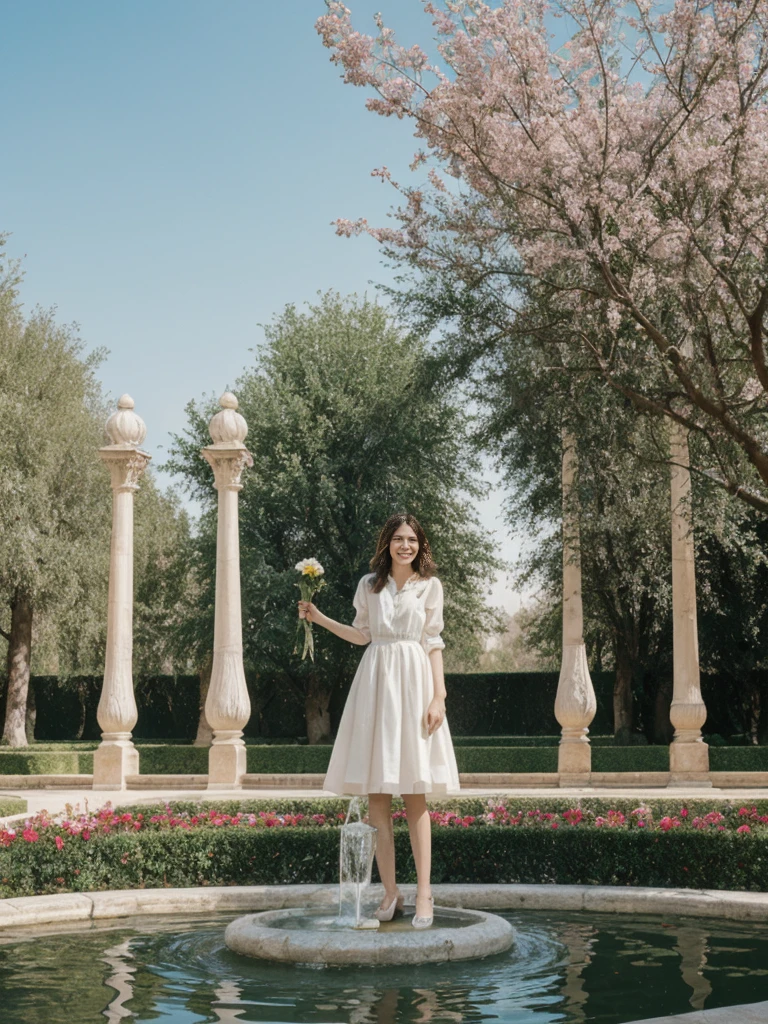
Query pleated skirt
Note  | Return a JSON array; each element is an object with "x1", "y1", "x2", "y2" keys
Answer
[{"x1": 322, "y1": 639, "x2": 461, "y2": 796}]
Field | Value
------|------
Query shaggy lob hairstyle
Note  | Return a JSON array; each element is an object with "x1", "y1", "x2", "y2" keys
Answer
[{"x1": 368, "y1": 512, "x2": 438, "y2": 594}]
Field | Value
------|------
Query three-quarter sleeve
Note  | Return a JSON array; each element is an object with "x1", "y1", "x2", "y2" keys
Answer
[
  {"x1": 422, "y1": 577, "x2": 446, "y2": 653},
  {"x1": 352, "y1": 575, "x2": 372, "y2": 644}
]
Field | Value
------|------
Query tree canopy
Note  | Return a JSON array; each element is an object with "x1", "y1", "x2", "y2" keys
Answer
[
  {"x1": 318, "y1": 0, "x2": 768, "y2": 513},
  {"x1": 169, "y1": 291, "x2": 503, "y2": 741}
]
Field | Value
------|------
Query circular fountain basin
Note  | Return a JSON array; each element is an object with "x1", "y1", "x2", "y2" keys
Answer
[{"x1": 224, "y1": 905, "x2": 514, "y2": 965}]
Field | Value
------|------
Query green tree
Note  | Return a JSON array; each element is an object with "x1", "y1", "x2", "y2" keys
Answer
[
  {"x1": 169, "y1": 292, "x2": 502, "y2": 743},
  {"x1": 0, "y1": 257, "x2": 111, "y2": 745},
  {"x1": 401, "y1": 283, "x2": 763, "y2": 742}
]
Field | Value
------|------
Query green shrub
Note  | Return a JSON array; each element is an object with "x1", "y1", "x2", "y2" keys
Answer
[
  {"x1": 451, "y1": 735, "x2": 561, "y2": 747},
  {"x1": 4, "y1": 742, "x2": 766, "y2": 777},
  {"x1": 711, "y1": 747, "x2": 768, "y2": 771},
  {"x1": 592, "y1": 747, "x2": 670, "y2": 771},
  {"x1": 136, "y1": 746, "x2": 209, "y2": 774},
  {"x1": 456, "y1": 747, "x2": 558, "y2": 773},
  {"x1": 0, "y1": 751, "x2": 93, "y2": 775},
  {"x1": 114, "y1": 796, "x2": 768, "y2": 821},
  {"x1": 2, "y1": 825, "x2": 766, "y2": 898},
  {"x1": 0, "y1": 797, "x2": 26, "y2": 817}
]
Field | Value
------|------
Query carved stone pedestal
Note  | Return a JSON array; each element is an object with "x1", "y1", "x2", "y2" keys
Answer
[
  {"x1": 555, "y1": 434, "x2": 596, "y2": 786},
  {"x1": 668, "y1": 423, "x2": 710, "y2": 788},
  {"x1": 202, "y1": 393, "x2": 253, "y2": 790},
  {"x1": 93, "y1": 396, "x2": 150, "y2": 791}
]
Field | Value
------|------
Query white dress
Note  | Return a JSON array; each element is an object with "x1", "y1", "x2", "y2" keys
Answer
[{"x1": 323, "y1": 572, "x2": 461, "y2": 796}]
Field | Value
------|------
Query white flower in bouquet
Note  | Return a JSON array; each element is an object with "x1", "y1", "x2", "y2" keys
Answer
[{"x1": 294, "y1": 557, "x2": 327, "y2": 661}]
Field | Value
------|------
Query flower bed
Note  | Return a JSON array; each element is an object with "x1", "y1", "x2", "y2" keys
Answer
[{"x1": 1, "y1": 800, "x2": 767, "y2": 898}]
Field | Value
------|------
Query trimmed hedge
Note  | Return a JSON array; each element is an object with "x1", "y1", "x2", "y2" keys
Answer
[
  {"x1": 592, "y1": 746, "x2": 669, "y2": 772},
  {"x1": 0, "y1": 751, "x2": 94, "y2": 775},
  {"x1": 0, "y1": 797, "x2": 26, "y2": 817},
  {"x1": 115, "y1": 796, "x2": 768, "y2": 819},
  {"x1": 711, "y1": 746, "x2": 768, "y2": 771},
  {"x1": 2, "y1": 825, "x2": 766, "y2": 898},
  {"x1": 2, "y1": 743, "x2": 767, "y2": 776}
]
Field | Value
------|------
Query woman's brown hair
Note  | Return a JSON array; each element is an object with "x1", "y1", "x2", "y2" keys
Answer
[{"x1": 368, "y1": 513, "x2": 437, "y2": 593}]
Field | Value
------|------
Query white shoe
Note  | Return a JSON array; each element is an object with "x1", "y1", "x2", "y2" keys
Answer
[
  {"x1": 411, "y1": 895, "x2": 434, "y2": 929},
  {"x1": 374, "y1": 893, "x2": 404, "y2": 922}
]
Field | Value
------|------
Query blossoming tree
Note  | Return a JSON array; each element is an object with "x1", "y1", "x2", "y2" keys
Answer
[{"x1": 317, "y1": 0, "x2": 768, "y2": 513}]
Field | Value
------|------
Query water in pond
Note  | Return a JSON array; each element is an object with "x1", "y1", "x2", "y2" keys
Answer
[{"x1": 1, "y1": 909, "x2": 767, "y2": 1023}]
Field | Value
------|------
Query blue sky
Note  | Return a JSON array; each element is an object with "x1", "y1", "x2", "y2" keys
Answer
[{"x1": 1, "y1": 1, "x2": 533, "y2": 613}]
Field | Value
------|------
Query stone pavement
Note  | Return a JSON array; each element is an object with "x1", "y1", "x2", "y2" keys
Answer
[{"x1": 2, "y1": 782, "x2": 767, "y2": 822}]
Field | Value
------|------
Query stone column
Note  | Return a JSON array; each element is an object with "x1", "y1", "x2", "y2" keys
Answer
[
  {"x1": 202, "y1": 393, "x2": 253, "y2": 789},
  {"x1": 93, "y1": 395, "x2": 150, "y2": 790},
  {"x1": 555, "y1": 430, "x2": 597, "y2": 785},
  {"x1": 668, "y1": 421, "x2": 710, "y2": 785}
]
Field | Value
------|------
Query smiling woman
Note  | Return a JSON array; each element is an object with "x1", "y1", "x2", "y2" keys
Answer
[{"x1": 297, "y1": 511, "x2": 461, "y2": 929}]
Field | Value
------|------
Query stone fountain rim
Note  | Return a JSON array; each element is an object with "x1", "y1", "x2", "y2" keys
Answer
[
  {"x1": 1, "y1": 882, "x2": 767, "y2": 935},
  {"x1": 223, "y1": 904, "x2": 514, "y2": 965}
]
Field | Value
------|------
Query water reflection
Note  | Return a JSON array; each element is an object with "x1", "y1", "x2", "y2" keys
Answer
[
  {"x1": 101, "y1": 938, "x2": 136, "y2": 1021},
  {"x1": 1, "y1": 910, "x2": 767, "y2": 1024},
  {"x1": 675, "y1": 925, "x2": 712, "y2": 1011},
  {"x1": 212, "y1": 979, "x2": 247, "y2": 1022},
  {"x1": 559, "y1": 922, "x2": 596, "y2": 1022}
]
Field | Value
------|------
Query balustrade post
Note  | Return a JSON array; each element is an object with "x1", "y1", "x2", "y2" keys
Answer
[
  {"x1": 93, "y1": 395, "x2": 150, "y2": 790},
  {"x1": 555, "y1": 430, "x2": 597, "y2": 785},
  {"x1": 668, "y1": 422, "x2": 710, "y2": 786},
  {"x1": 202, "y1": 392, "x2": 253, "y2": 789}
]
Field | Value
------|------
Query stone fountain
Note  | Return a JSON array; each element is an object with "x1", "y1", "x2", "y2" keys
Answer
[{"x1": 224, "y1": 799, "x2": 514, "y2": 965}]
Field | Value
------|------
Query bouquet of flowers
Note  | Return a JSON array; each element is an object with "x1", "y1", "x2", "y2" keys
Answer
[{"x1": 294, "y1": 557, "x2": 327, "y2": 662}]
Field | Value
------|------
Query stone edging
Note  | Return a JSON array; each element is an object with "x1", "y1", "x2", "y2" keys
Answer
[
  {"x1": 1, "y1": 881, "x2": 768, "y2": 930},
  {"x1": 2, "y1": 770, "x2": 768, "y2": 789}
]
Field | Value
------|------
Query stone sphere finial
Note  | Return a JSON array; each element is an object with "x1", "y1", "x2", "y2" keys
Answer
[
  {"x1": 209, "y1": 391, "x2": 248, "y2": 445},
  {"x1": 105, "y1": 393, "x2": 147, "y2": 447}
]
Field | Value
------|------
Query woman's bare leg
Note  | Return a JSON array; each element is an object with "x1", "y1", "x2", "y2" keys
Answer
[
  {"x1": 402, "y1": 794, "x2": 432, "y2": 917},
  {"x1": 367, "y1": 793, "x2": 400, "y2": 908}
]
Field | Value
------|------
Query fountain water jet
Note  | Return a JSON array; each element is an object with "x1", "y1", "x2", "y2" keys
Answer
[{"x1": 338, "y1": 797, "x2": 379, "y2": 929}]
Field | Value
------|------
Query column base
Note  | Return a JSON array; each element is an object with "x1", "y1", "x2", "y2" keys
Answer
[
  {"x1": 558, "y1": 730, "x2": 592, "y2": 777},
  {"x1": 208, "y1": 732, "x2": 247, "y2": 789},
  {"x1": 668, "y1": 739, "x2": 711, "y2": 787},
  {"x1": 92, "y1": 734, "x2": 139, "y2": 790},
  {"x1": 559, "y1": 772, "x2": 592, "y2": 788}
]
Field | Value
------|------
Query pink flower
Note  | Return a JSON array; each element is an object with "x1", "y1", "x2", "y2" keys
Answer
[
  {"x1": 737, "y1": 824, "x2": 751, "y2": 834},
  {"x1": 659, "y1": 816, "x2": 681, "y2": 832},
  {"x1": 54, "y1": 835, "x2": 64, "y2": 851},
  {"x1": 22, "y1": 828, "x2": 39, "y2": 843}
]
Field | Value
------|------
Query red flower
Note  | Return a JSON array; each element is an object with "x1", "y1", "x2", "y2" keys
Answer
[{"x1": 55, "y1": 835, "x2": 64, "y2": 851}]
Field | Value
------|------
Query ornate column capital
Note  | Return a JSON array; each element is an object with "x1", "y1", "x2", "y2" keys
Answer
[
  {"x1": 201, "y1": 392, "x2": 253, "y2": 491},
  {"x1": 99, "y1": 448, "x2": 152, "y2": 492},
  {"x1": 201, "y1": 446, "x2": 254, "y2": 491},
  {"x1": 99, "y1": 394, "x2": 151, "y2": 491}
]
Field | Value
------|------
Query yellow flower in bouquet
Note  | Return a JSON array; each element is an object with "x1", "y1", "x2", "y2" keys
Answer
[{"x1": 294, "y1": 558, "x2": 327, "y2": 661}]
